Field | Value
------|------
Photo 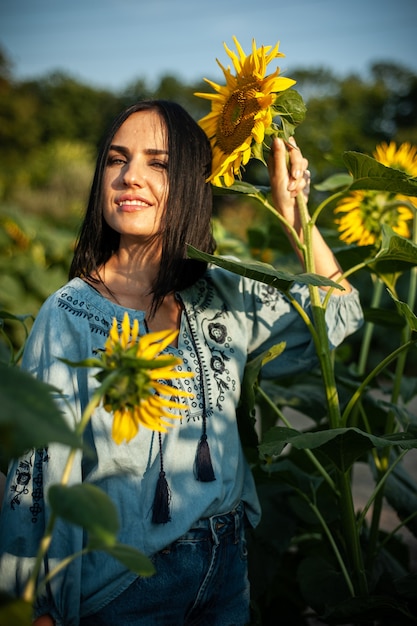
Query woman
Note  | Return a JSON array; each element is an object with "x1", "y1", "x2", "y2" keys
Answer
[{"x1": 0, "y1": 100, "x2": 363, "y2": 625}]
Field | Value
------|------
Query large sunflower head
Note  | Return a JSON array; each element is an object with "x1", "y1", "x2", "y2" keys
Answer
[
  {"x1": 195, "y1": 36, "x2": 296, "y2": 187},
  {"x1": 335, "y1": 141, "x2": 416, "y2": 246},
  {"x1": 96, "y1": 312, "x2": 193, "y2": 444}
]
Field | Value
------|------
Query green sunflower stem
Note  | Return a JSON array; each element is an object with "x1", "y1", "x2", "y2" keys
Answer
[
  {"x1": 22, "y1": 376, "x2": 117, "y2": 605},
  {"x1": 367, "y1": 210, "x2": 417, "y2": 571},
  {"x1": 296, "y1": 191, "x2": 341, "y2": 430},
  {"x1": 297, "y1": 190, "x2": 368, "y2": 595},
  {"x1": 338, "y1": 470, "x2": 369, "y2": 595},
  {"x1": 357, "y1": 276, "x2": 384, "y2": 376},
  {"x1": 257, "y1": 385, "x2": 337, "y2": 493}
]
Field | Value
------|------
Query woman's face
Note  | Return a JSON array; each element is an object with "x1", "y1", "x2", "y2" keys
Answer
[{"x1": 102, "y1": 109, "x2": 169, "y2": 244}]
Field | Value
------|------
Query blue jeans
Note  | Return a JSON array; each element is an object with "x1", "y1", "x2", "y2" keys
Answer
[{"x1": 80, "y1": 503, "x2": 250, "y2": 625}]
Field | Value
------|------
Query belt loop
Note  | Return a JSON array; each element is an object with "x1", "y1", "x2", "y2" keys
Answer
[
  {"x1": 209, "y1": 515, "x2": 220, "y2": 546},
  {"x1": 234, "y1": 504, "x2": 240, "y2": 544}
]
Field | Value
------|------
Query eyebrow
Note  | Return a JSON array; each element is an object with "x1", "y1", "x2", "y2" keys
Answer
[{"x1": 109, "y1": 144, "x2": 169, "y2": 156}]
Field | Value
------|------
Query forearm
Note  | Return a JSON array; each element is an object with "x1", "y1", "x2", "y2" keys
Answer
[
  {"x1": 288, "y1": 217, "x2": 352, "y2": 293},
  {"x1": 268, "y1": 138, "x2": 351, "y2": 294}
]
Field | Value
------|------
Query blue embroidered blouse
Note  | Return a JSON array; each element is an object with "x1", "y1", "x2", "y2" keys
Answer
[{"x1": 0, "y1": 269, "x2": 363, "y2": 625}]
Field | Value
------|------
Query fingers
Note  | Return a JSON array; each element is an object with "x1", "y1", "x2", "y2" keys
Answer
[
  {"x1": 286, "y1": 137, "x2": 309, "y2": 196},
  {"x1": 269, "y1": 137, "x2": 309, "y2": 199}
]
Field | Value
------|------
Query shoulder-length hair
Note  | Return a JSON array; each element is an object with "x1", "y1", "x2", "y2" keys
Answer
[{"x1": 69, "y1": 99, "x2": 216, "y2": 314}]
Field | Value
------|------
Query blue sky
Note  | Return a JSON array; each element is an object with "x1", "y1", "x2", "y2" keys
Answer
[{"x1": 1, "y1": 0, "x2": 416, "y2": 92}]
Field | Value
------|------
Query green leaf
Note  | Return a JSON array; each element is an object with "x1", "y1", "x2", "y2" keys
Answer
[
  {"x1": 388, "y1": 292, "x2": 417, "y2": 332},
  {"x1": 261, "y1": 378, "x2": 327, "y2": 424},
  {"x1": 0, "y1": 363, "x2": 81, "y2": 470},
  {"x1": 273, "y1": 89, "x2": 307, "y2": 128},
  {"x1": 394, "y1": 573, "x2": 417, "y2": 601},
  {"x1": 374, "y1": 225, "x2": 417, "y2": 268},
  {"x1": 298, "y1": 556, "x2": 351, "y2": 613},
  {"x1": 187, "y1": 246, "x2": 342, "y2": 291},
  {"x1": 48, "y1": 483, "x2": 120, "y2": 546},
  {"x1": 384, "y1": 462, "x2": 417, "y2": 536},
  {"x1": 323, "y1": 594, "x2": 417, "y2": 623},
  {"x1": 260, "y1": 426, "x2": 417, "y2": 472},
  {"x1": 88, "y1": 541, "x2": 155, "y2": 578},
  {"x1": 363, "y1": 306, "x2": 406, "y2": 328},
  {"x1": 59, "y1": 356, "x2": 104, "y2": 369},
  {"x1": 237, "y1": 343, "x2": 286, "y2": 457},
  {"x1": 0, "y1": 593, "x2": 32, "y2": 626},
  {"x1": 259, "y1": 426, "x2": 302, "y2": 459},
  {"x1": 211, "y1": 180, "x2": 262, "y2": 197},
  {"x1": 334, "y1": 243, "x2": 375, "y2": 272},
  {"x1": 343, "y1": 151, "x2": 417, "y2": 196},
  {"x1": 314, "y1": 173, "x2": 353, "y2": 192},
  {"x1": 265, "y1": 458, "x2": 325, "y2": 494}
]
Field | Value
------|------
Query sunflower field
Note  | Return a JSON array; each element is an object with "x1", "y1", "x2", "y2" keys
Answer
[{"x1": 1, "y1": 42, "x2": 417, "y2": 625}]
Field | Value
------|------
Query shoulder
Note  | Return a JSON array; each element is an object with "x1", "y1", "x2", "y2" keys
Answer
[{"x1": 33, "y1": 278, "x2": 115, "y2": 339}]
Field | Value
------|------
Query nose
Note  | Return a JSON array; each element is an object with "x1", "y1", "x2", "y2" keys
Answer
[{"x1": 122, "y1": 161, "x2": 144, "y2": 187}]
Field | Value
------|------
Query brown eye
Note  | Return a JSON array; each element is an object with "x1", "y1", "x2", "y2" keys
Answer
[{"x1": 107, "y1": 156, "x2": 126, "y2": 166}]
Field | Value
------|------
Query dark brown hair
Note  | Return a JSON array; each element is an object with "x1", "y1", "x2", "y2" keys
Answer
[{"x1": 69, "y1": 100, "x2": 215, "y2": 313}]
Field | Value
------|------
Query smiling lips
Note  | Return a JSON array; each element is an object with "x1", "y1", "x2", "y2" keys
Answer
[{"x1": 117, "y1": 198, "x2": 151, "y2": 211}]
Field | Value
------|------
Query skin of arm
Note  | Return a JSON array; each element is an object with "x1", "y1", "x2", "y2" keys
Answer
[{"x1": 268, "y1": 137, "x2": 352, "y2": 294}]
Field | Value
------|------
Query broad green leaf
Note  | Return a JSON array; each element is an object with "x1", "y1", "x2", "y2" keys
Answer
[
  {"x1": 0, "y1": 363, "x2": 81, "y2": 470},
  {"x1": 259, "y1": 426, "x2": 303, "y2": 460},
  {"x1": 48, "y1": 483, "x2": 119, "y2": 546},
  {"x1": 334, "y1": 243, "x2": 375, "y2": 272},
  {"x1": 0, "y1": 593, "x2": 32, "y2": 626},
  {"x1": 298, "y1": 556, "x2": 351, "y2": 612},
  {"x1": 364, "y1": 225, "x2": 417, "y2": 283},
  {"x1": 273, "y1": 89, "x2": 307, "y2": 127},
  {"x1": 374, "y1": 225, "x2": 417, "y2": 266},
  {"x1": 261, "y1": 378, "x2": 327, "y2": 424},
  {"x1": 387, "y1": 291, "x2": 417, "y2": 332},
  {"x1": 343, "y1": 151, "x2": 417, "y2": 196},
  {"x1": 264, "y1": 458, "x2": 324, "y2": 494},
  {"x1": 237, "y1": 343, "x2": 286, "y2": 457},
  {"x1": 323, "y1": 593, "x2": 416, "y2": 622},
  {"x1": 394, "y1": 573, "x2": 417, "y2": 601},
  {"x1": 314, "y1": 173, "x2": 353, "y2": 192},
  {"x1": 260, "y1": 426, "x2": 417, "y2": 472},
  {"x1": 187, "y1": 246, "x2": 342, "y2": 291},
  {"x1": 87, "y1": 541, "x2": 155, "y2": 578},
  {"x1": 363, "y1": 306, "x2": 405, "y2": 328},
  {"x1": 383, "y1": 463, "x2": 417, "y2": 536},
  {"x1": 211, "y1": 180, "x2": 262, "y2": 197}
]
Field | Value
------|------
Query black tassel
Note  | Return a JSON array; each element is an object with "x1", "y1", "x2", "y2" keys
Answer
[
  {"x1": 152, "y1": 432, "x2": 171, "y2": 523},
  {"x1": 152, "y1": 470, "x2": 171, "y2": 524},
  {"x1": 195, "y1": 433, "x2": 215, "y2": 482}
]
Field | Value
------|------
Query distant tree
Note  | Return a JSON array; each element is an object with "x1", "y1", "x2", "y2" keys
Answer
[
  {"x1": 121, "y1": 73, "x2": 211, "y2": 121},
  {"x1": 369, "y1": 62, "x2": 417, "y2": 143},
  {"x1": 22, "y1": 71, "x2": 121, "y2": 146},
  {"x1": 289, "y1": 62, "x2": 417, "y2": 185}
]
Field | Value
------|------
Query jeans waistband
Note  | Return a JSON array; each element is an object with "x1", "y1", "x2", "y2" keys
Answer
[{"x1": 188, "y1": 501, "x2": 245, "y2": 545}]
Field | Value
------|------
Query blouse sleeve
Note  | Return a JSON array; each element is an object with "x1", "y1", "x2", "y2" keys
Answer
[
  {"x1": 245, "y1": 280, "x2": 363, "y2": 379},
  {"x1": 0, "y1": 292, "x2": 92, "y2": 626}
]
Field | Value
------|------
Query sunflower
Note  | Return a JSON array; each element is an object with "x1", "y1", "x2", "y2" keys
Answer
[
  {"x1": 195, "y1": 36, "x2": 296, "y2": 186},
  {"x1": 96, "y1": 312, "x2": 193, "y2": 444},
  {"x1": 335, "y1": 142, "x2": 416, "y2": 245}
]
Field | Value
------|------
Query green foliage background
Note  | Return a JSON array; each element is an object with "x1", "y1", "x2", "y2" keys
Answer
[
  {"x1": 1, "y1": 47, "x2": 417, "y2": 625},
  {"x1": 1, "y1": 46, "x2": 416, "y2": 338}
]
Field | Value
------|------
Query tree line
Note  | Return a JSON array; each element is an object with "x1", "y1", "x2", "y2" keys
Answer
[
  {"x1": 1, "y1": 45, "x2": 416, "y2": 343},
  {"x1": 1, "y1": 45, "x2": 416, "y2": 199}
]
